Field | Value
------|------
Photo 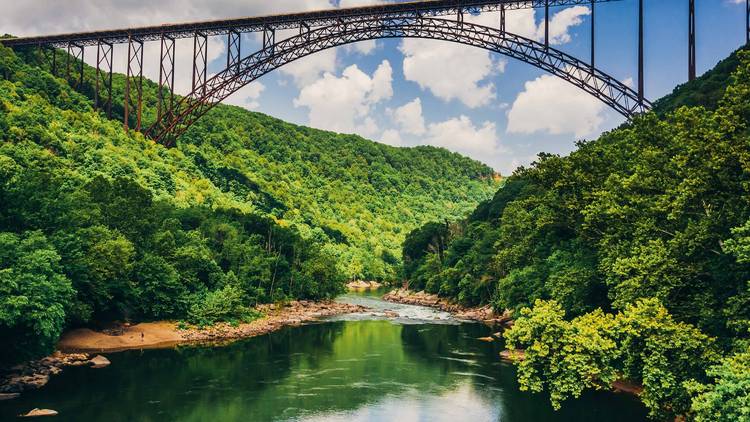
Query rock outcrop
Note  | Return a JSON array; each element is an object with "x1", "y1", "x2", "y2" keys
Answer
[
  {"x1": 383, "y1": 288, "x2": 514, "y2": 326},
  {"x1": 19, "y1": 408, "x2": 58, "y2": 417}
]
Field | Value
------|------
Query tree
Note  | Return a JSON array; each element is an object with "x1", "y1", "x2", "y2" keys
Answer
[{"x1": 0, "y1": 231, "x2": 73, "y2": 363}]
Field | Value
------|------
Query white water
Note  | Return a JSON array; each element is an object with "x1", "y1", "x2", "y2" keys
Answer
[{"x1": 330, "y1": 291, "x2": 462, "y2": 325}]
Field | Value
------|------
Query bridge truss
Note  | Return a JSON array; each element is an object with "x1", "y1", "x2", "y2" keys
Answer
[{"x1": 1, "y1": 0, "x2": 745, "y2": 145}]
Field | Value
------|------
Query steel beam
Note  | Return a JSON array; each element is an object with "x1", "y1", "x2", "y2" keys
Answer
[
  {"x1": 227, "y1": 29, "x2": 242, "y2": 73},
  {"x1": 152, "y1": 16, "x2": 650, "y2": 145},
  {"x1": 192, "y1": 32, "x2": 208, "y2": 96},
  {"x1": 688, "y1": 0, "x2": 696, "y2": 81},
  {"x1": 65, "y1": 42, "x2": 84, "y2": 88},
  {"x1": 124, "y1": 35, "x2": 144, "y2": 132},
  {"x1": 262, "y1": 26, "x2": 276, "y2": 53},
  {"x1": 39, "y1": 44, "x2": 56, "y2": 76},
  {"x1": 158, "y1": 34, "x2": 176, "y2": 121},
  {"x1": 500, "y1": 4, "x2": 506, "y2": 32},
  {"x1": 591, "y1": 0, "x2": 595, "y2": 69},
  {"x1": 638, "y1": 0, "x2": 644, "y2": 102},
  {"x1": 0, "y1": 0, "x2": 617, "y2": 48},
  {"x1": 95, "y1": 40, "x2": 114, "y2": 118},
  {"x1": 746, "y1": 0, "x2": 749, "y2": 45},
  {"x1": 545, "y1": 0, "x2": 550, "y2": 48}
]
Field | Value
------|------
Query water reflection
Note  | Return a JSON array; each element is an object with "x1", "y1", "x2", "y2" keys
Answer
[{"x1": 0, "y1": 297, "x2": 647, "y2": 421}]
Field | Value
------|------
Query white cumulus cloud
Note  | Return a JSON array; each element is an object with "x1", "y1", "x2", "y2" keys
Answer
[
  {"x1": 424, "y1": 116, "x2": 503, "y2": 158},
  {"x1": 294, "y1": 60, "x2": 393, "y2": 135},
  {"x1": 506, "y1": 73, "x2": 606, "y2": 137}
]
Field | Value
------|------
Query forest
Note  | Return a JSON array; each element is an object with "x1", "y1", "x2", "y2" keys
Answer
[
  {"x1": 0, "y1": 44, "x2": 496, "y2": 364},
  {"x1": 402, "y1": 48, "x2": 750, "y2": 420}
]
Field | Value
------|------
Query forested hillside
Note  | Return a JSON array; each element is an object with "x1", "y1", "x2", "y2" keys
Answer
[
  {"x1": 402, "y1": 47, "x2": 750, "y2": 420},
  {"x1": 0, "y1": 44, "x2": 496, "y2": 364}
]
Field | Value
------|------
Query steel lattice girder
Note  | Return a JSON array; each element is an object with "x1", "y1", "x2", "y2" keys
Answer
[
  {"x1": 150, "y1": 16, "x2": 650, "y2": 146},
  {"x1": 95, "y1": 40, "x2": 114, "y2": 117},
  {"x1": 0, "y1": 0, "x2": 616, "y2": 48},
  {"x1": 158, "y1": 34, "x2": 176, "y2": 121}
]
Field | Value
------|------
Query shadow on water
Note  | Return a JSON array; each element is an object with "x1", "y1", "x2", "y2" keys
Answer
[{"x1": 0, "y1": 293, "x2": 647, "y2": 421}]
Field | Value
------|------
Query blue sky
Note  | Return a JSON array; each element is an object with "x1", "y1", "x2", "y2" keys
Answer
[{"x1": 1, "y1": 0, "x2": 747, "y2": 174}]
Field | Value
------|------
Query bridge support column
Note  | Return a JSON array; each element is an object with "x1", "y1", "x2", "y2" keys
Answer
[
  {"x1": 158, "y1": 34, "x2": 176, "y2": 122},
  {"x1": 590, "y1": 0, "x2": 595, "y2": 70},
  {"x1": 500, "y1": 5, "x2": 506, "y2": 33},
  {"x1": 746, "y1": 0, "x2": 749, "y2": 45},
  {"x1": 638, "y1": 0, "x2": 644, "y2": 103},
  {"x1": 688, "y1": 0, "x2": 696, "y2": 81},
  {"x1": 124, "y1": 35, "x2": 144, "y2": 132},
  {"x1": 262, "y1": 26, "x2": 276, "y2": 54},
  {"x1": 227, "y1": 29, "x2": 242, "y2": 74},
  {"x1": 95, "y1": 40, "x2": 114, "y2": 118},
  {"x1": 192, "y1": 32, "x2": 208, "y2": 96},
  {"x1": 65, "y1": 42, "x2": 84, "y2": 89},
  {"x1": 545, "y1": 0, "x2": 550, "y2": 49},
  {"x1": 38, "y1": 44, "x2": 57, "y2": 77}
]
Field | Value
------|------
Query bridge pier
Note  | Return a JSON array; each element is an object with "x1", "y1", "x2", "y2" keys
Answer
[
  {"x1": 746, "y1": 0, "x2": 749, "y2": 45},
  {"x1": 95, "y1": 40, "x2": 114, "y2": 118},
  {"x1": 590, "y1": 0, "x2": 595, "y2": 70},
  {"x1": 545, "y1": 0, "x2": 550, "y2": 49},
  {"x1": 227, "y1": 29, "x2": 242, "y2": 74},
  {"x1": 192, "y1": 32, "x2": 208, "y2": 96},
  {"x1": 124, "y1": 35, "x2": 144, "y2": 132},
  {"x1": 688, "y1": 0, "x2": 696, "y2": 81},
  {"x1": 638, "y1": 0, "x2": 644, "y2": 103},
  {"x1": 38, "y1": 44, "x2": 56, "y2": 77},
  {"x1": 65, "y1": 42, "x2": 84, "y2": 89},
  {"x1": 158, "y1": 34, "x2": 176, "y2": 122},
  {"x1": 500, "y1": 4, "x2": 506, "y2": 33}
]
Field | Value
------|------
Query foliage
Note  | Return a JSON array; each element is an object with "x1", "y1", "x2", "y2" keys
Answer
[
  {"x1": 505, "y1": 299, "x2": 717, "y2": 420},
  {"x1": 0, "y1": 231, "x2": 73, "y2": 363},
  {"x1": 405, "y1": 49, "x2": 750, "y2": 417},
  {"x1": 0, "y1": 44, "x2": 494, "y2": 362},
  {"x1": 686, "y1": 350, "x2": 750, "y2": 422}
]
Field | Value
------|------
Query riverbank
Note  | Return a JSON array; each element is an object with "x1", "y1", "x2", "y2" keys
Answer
[
  {"x1": 382, "y1": 288, "x2": 513, "y2": 325},
  {"x1": 1, "y1": 300, "x2": 367, "y2": 398}
]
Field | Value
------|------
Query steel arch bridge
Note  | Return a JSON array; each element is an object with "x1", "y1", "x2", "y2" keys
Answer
[{"x1": 1, "y1": 0, "x2": 745, "y2": 146}]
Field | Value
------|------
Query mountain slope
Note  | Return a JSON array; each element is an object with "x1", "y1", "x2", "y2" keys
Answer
[
  {"x1": 0, "y1": 43, "x2": 498, "y2": 362},
  {"x1": 401, "y1": 49, "x2": 750, "y2": 419},
  {"x1": 10, "y1": 45, "x2": 500, "y2": 281}
]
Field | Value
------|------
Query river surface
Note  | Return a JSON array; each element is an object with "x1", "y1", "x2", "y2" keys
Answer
[{"x1": 0, "y1": 290, "x2": 647, "y2": 421}]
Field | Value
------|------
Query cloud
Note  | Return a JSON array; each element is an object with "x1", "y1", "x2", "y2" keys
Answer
[
  {"x1": 506, "y1": 73, "x2": 606, "y2": 137},
  {"x1": 400, "y1": 39, "x2": 496, "y2": 108},
  {"x1": 293, "y1": 60, "x2": 393, "y2": 134},
  {"x1": 278, "y1": 48, "x2": 339, "y2": 88},
  {"x1": 380, "y1": 129, "x2": 403, "y2": 147},
  {"x1": 392, "y1": 98, "x2": 426, "y2": 136},
  {"x1": 424, "y1": 116, "x2": 503, "y2": 158},
  {"x1": 224, "y1": 82, "x2": 266, "y2": 110}
]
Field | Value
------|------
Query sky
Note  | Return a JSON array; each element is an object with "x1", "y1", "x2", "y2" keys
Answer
[{"x1": 1, "y1": 0, "x2": 747, "y2": 175}]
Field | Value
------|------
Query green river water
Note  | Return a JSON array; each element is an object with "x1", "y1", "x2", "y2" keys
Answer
[{"x1": 0, "y1": 290, "x2": 647, "y2": 421}]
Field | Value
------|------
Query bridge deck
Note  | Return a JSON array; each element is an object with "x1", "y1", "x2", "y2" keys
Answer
[{"x1": 1, "y1": 0, "x2": 614, "y2": 48}]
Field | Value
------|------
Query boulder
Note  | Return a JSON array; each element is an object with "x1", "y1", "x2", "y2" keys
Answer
[
  {"x1": 0, "y1": 393, "x2": 20, "y2": 400},
  {"x1": 90, "y1": 355, "x2": 111, "y2": 368},
  {"x1": 477, "y1": 337, "x2": 495, "y2": 342},
  {"x1": 19, "y1": 408, "x2": 58, "y2": 417}
]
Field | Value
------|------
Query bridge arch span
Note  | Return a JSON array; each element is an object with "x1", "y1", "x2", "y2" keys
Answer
[{"x1": 151, "y1": 16, "x2": 651, "y2": 146}]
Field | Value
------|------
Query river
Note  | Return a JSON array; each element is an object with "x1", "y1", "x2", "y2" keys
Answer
[{"x1": 0, "y1": 290, "x2": 647, "y2": 421}]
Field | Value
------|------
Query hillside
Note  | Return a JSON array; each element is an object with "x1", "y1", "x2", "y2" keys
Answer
[
  {"x1": 9, "y1": 45, "x2": 499, "y2": 281},
  {"x1": 0, "y1": 43, "x2": 497, "y2": 363},
  {"x1": 402, "y1": 50, "x2": 750, "y2": 419}
]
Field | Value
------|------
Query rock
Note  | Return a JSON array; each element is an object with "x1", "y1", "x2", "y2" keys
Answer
[
  {"x1": 90, "y1": 355, "x2": 111, "y2": 368},
  {"x1": 499, "y1": 349, "x2": 525, "y2": 362},
  {"x1": 19, "y1": 408, "x2": 58, "y2": 417},
  {"x1": 477, "y1": 337, "x2": 495, "y2": 342},
  {"x1": 0, "y1": 393, "x2": 20, "y2": 400}
]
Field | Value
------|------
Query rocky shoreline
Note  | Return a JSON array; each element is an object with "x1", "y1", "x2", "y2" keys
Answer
[
  {"x1": 346, "y1": 280, "x2": 383, "y2": 290},
  {"x1": 383, "y1": 288, "x2": 513, "y2": 326},
  {"x1": 1, "y1": 300, "x2": 367, "y2": 400}
]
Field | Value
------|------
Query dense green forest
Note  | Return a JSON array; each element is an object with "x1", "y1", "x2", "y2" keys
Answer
[
  {"x1": 0, "y1": 43, "x2": 496, "y2": 364},
  {"x1": 403, "y1": 48, "x2": 750, "y2": 420}
]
